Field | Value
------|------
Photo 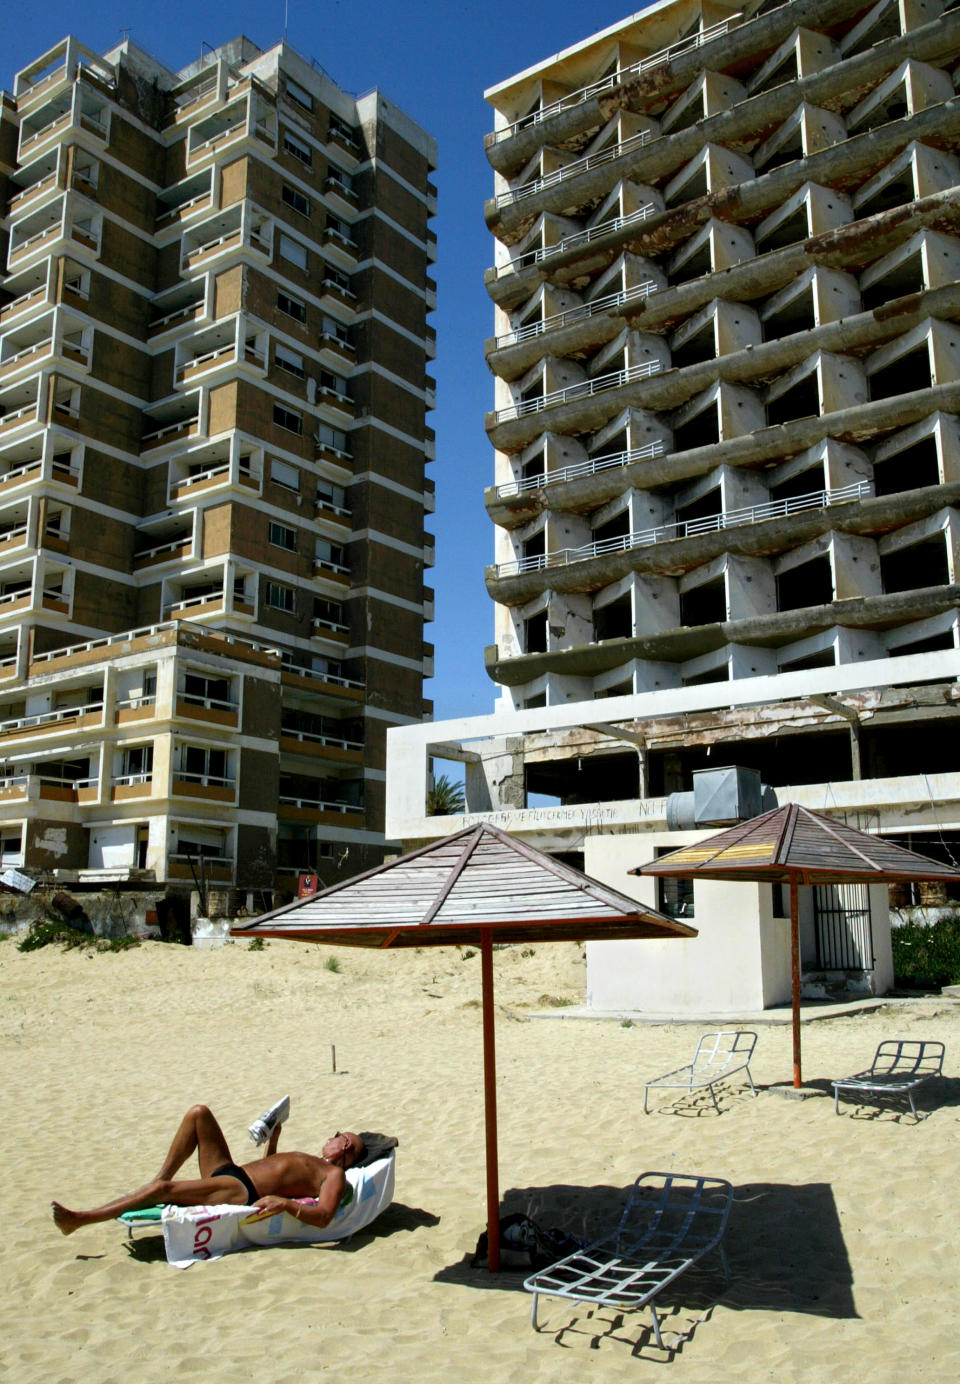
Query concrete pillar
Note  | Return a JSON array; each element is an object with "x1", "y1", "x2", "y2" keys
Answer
[
  {"x1": 928, "y1": 319, "x2": 960, "y2": 386},
  {"x1": 831, "y1": 532, "x2": 882, "y2": 600},
  {"x1": 634, "y1": 574, "x2": 681, "y2": 634},
  {"x1": 726, "y1": 555, "x2": 777, "y2": 621}
]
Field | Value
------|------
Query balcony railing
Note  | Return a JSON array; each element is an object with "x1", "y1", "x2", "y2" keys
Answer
[
  {"x1": 499, "y1": 201, "x2": 658, "y2": 278},
  {"x1": 163, "y1": 591, "x2": 223, "y2": 616},
  {"x1": 112, "y1": 772, "x2": 153, "y2": 787},
  {"x1": 494, "y1": 128, "x2": 655, "y2": 210},
  {"x1": 281, "y1": 659, "x2": 364, "y2": 690},
  {"x1": 496, "y1": 440, "x2": 666, "y2": 498},
  {"x1": 494, "y1": 280, "x2": 657, "y2": 349},
  {"x1": 0, "y1": 701, "x2": 103, "y2": 734},
  {"x1": 494, "y1": 357, "x2": 663, "y2": 424},
  {"x1": 0, "y1": 287, "x2": 47, "y2": 323},
  {"x1": 278, "y1": 794, "x2": 362, "y2": 814},
  {"x1": 174, "y1": 771, "x2": 235, "y2": 789},
  {"x1": 280, "y1": 726, "x2": 363, "y2": 751},
  {"x1": 489, "y1": 14, "x2": 742, "y2": 145},
  {"x1": 494, "y1": 480, "x2": 873, "y2": 577}
]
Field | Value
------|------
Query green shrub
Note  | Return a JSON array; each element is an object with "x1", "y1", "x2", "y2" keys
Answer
[
  {"x1": 17, "y1": 920, "x2": 140, "y2": 954},
  {"x1": 324, "y1": 955, "x2": 341, "y2": 973},
  {"x1": 891, "y1": 915, "x2": 960, "y2": 988}
]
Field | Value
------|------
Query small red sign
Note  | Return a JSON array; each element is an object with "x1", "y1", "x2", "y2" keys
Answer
[{"x1": 298, "y1": 873, "x2": 319, "y2": 898}]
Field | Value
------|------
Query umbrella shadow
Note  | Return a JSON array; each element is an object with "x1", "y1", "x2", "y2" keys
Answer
[{"x1": 434, "y1": 1178, "x2": 856, "y2": 1352}]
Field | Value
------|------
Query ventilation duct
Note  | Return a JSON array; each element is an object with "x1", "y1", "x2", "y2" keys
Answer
[{"x1": 665, "y1": 765, "x2": 775, "y2": 830}]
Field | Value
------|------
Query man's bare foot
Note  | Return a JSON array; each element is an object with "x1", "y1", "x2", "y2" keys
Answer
[{"x1": 51, "y1": 1201, "x2": 84, "y2": 1235}]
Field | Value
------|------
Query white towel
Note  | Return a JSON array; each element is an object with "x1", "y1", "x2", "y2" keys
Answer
[{"x1": 160, "y1": 1155, "x2": 395, "y2": 1268}]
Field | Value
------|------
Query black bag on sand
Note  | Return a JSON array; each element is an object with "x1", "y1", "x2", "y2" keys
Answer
[{"x1": 471, "y1": 1212, "x2": 586, "y2": 1270}]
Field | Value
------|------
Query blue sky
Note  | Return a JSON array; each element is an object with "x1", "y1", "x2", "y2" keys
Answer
[{"x1": 4, "y1": 0, "x2": 639, "y2": 717}]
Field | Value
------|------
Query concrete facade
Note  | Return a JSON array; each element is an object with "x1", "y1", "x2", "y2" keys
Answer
[
  {"x1": 385, "y1": 0, "x2": 960, "y2": 1013},
  {"x1": 0, "y1": 36, "x2": 436, "y2": 897}
]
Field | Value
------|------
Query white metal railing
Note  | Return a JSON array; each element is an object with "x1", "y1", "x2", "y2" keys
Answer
[
  {"x1": 321, "y1": 277, "x2": 356, "y2": 301},
  {"x1": 0, "y1": 774, "x2": 28, "y2": 790},
  {"x1": 315, "y1": 497, "x2": 351, "y2": 518},
  {"x1": 500, "y1": 201, "x2": 658, "y2": 277},
  {"x1": 495, "y1": 357, "x2": 663, "y2": 424},
  {"x1": 494, "y1": 128, "x2": 655, "y2": 209},
  {"x1": 495, "y1": 480, "x2": 873, "y2": 577},
  {"x1": 279, "y1": 794, "x2": 362, "y2": 813},
  {"x1": 0, "y1": 587, "x2": 31, "y2": 607},
  {"x1": 179, "y1": 343, "x2": 235, "y2": 376},
  {"x1": 0, "y1": 287, "x2": 47, "y2": 319},
  {"x1": 189, "y1": 120, "x2": 246, "y2": 157},
  {"x1": 1, "y1": 340, "x2": 51, "y2": 371},
  {"x1": 0, "y1": 525, "x2": 28, "y2": 546},
  {"x1": 0, "y1": 701, "x2": 103, "y2": 734},
  {"x1": 281, "y1": 659, "x2": 364, "y2": 690},
  {"x1": 21, "y1": 111, "x2": 71, "y2": 151},
  {"x1": 495, "y1": 280, "x2": 657, "y2": 349},
  {"x1": 0, "y1": 405, "x2": 39, "y2": 431},
  {"x1": 115, "y1": 694, "x2": 156, "y2": 711},
  {"x1": 186, "y1": 228, "x2": 242, "y2": 260},
  {"x1": 39, "y1": 774, "x2": 95, "y2": 790},
  {"x1": 320, "y1": 330, "x2": 354, "y2": 354},
  {"x1": 179, "y1": 693, "x2": 238, "y2": 713},
  {"x1": 496, "y1": 440, "x2": 666, "y2": 498},
  {"x1": 164, "y1": 592, "x2": 223, "y2": 615},
  {"x1": 325, "y1": 226, "x2": 358, "y2": 252},
  {"x1": 149, "y1": 302, "x2": 202, "y2": 332},
  {"x1": 157, "y1": 190, "x2": 212, "y2": 223},
  {"x1": 142, "y1": 416, "x2": 199, "y2": 444},
  {"x1": 312, "y1": 617, "x2": 349, "y2": 635},
  {"x1": 9, "y1": 173, "x2": 58, "y2": 208},
  {"x1": 9, "y1": 221, "x2": 62, "y2": 258},
  {"x1": 173, "y1": 463, "x2": 230, "y2": 491},
  {"x1": 490, "y1": 15, "x2": 742, "y2": 144},
  {"x1": 174, "y1": 771, "x2": 235, "y2": 789},
  {"x1": 134, "y1": 536, "x2": 191, "y2": 563},
  {"x1": 280, "y1": 726, "x2": 363, "y2": 751},
  {"x1": 314, "y1": 557, "x2": 350, "y2": 576},
  {"x1": 112, "y1": 772, "x2": 152, "y2": 787}
]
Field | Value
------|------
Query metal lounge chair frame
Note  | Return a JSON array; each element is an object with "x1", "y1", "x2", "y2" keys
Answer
[
  {"x1": 523, "y1": 1171, "x2": 733, "y2": 1347},
  {"x1": 832, "y1": 1038, "x2": 945, "y2": 1119},
  {"x1": 643, "y1": 1030, "x2": 758, "y2": 1114}
]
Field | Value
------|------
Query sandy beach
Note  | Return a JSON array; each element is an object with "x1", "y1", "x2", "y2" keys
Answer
[{"x1": 2, "y1": 931, "x2": 959, "y2": 1383}]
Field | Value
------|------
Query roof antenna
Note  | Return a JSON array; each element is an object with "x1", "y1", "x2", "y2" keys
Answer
[{"x1": 283, "y1": 0, "x2": 289, "y2": 42}]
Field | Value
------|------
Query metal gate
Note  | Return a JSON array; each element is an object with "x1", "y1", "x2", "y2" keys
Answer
[{"x1": 813, "y1": 882, "x2": 874, "y2": 970}]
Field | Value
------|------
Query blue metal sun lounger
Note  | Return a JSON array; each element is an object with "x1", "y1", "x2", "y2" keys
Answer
[{"x1": 524, "y1": 1171, "x2": 734, "y2": 1347}]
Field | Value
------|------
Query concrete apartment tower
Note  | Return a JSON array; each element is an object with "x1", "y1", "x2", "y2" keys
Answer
[
  {"x1": 383, "y1": 0, "x2": 960, "y2": 1011},
  {"x1": 0, "y1": 36, "x2": 436, "y2": 902},
  {"x1": 479, "y1": 0, "x2": 960, "y2": 827}
]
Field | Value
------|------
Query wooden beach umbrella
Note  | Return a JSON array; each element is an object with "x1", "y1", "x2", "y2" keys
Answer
[
  {"x1": 634, "y1": 803, "x2": 960, "y2": 1089},
  {"x1": 231, "y1": 821, "x2": 694, "y2": 1270}
]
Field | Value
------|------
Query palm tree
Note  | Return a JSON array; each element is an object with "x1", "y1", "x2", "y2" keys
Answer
[{"x1": 427, "y1": 772, "x2": 465, "y2": 816}]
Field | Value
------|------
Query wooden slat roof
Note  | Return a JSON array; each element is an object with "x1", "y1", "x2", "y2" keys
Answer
[
  {"x1": 634, "y1": 804, "x2": 960, "y2": 885},
  {"x1": 232, "y1": 822, "x2": 696, "y2": 948}
]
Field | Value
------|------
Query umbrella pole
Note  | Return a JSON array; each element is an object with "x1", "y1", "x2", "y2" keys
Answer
[
  {"x1": 480, "y1": 928, "x2": 500, "y2": 1272},
  {"x1": 790, "y1": 875, "x2": 802, "y2": 1088}
]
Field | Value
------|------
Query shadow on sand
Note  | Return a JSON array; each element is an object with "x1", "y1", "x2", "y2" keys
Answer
[{"x1": 433, "y1": 1178, "x2": 856, "y2": 1355}]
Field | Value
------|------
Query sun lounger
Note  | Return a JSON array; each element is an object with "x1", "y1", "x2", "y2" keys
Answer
[
  {"x1": 643, "y1": 1030, "x2": 757, "y2": 1113},
  {"x1": 832, "y1": 1039, "x2": 945, "y2": 1119},
  {"x1": 523, "y1": 1171, "x2": 733, "y2": 1347}
]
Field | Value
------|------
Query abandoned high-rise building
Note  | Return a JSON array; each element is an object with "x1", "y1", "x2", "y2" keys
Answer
[
  {"x1": 0, "y1": 35, "x2": 436, "y2": 898},
  {"x1": 385, "y1": 0, "x2": 960, "y2": 1010}
]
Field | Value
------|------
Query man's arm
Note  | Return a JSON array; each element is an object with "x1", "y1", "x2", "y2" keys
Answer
[
  {"x1": 264, "y1": 1122, "x2": 282, "y2": 1158},
  {"x1": 253, "y1": 1164, "x2": 347, "y2": 1228}
]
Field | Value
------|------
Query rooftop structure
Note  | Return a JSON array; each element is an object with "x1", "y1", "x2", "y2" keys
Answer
[{"x1": 0, "y1": 35, "x2": 436, "y2": 898}]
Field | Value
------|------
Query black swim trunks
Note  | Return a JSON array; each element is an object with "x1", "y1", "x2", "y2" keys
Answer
[{"x1": 212, "y1": 1162, "x2": 259, "y2": 1205}]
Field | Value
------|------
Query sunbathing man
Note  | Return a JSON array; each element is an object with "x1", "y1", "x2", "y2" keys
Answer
[{"x1": 51, "y1": 1103, "x2": 364, "y2": 1235}]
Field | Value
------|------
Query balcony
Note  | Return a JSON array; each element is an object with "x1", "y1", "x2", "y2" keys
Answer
[
  {"x1": 132, "y1": 536, "x2": 193, "y2": 571},
  {"x1": 0, "y1": 404, "x2": 41, "y2": 438},
  {"x1": 279, "y1": 725, "x2": 363, "y2": 762},
  {"x1": 0, "y1": 700, "x2": 103, "y2": 741},
  {"x1": 171, "y1": 771, "x2": 236, "y2": 802},
  {"x1": 115, "y1": 694, "x2": 156, "y2": 726},
  {"x1": 141, "y1": 415, "x2": 201, "y2": 453},
  {"x1": 496, "y1": 440, "x2": 665, "y2": 499},
  {"x1": 493, "y1": 280, "x2": 657, "y2": 354},
  {"x1": 0, "y1": 286, "x2": 48, "y2": 328},
  {"x1": 110, "y1": 773, "x2": 153, "y2": 801},
  {"x1": 487, "y1": 14, "x2": 742, "y2": 149},
  {"x1": 311, "y1": 616, "x2": 350, "y2": 643},
  {"x1": 316, "y1": 386, "x2": 355, "y2": 425},
  {"x1": 163, "y1": 590, "x2": 225, "y2": 619},
  {"x1": 495, "y1": 203, "x2": 658, "y2": 282},
  {"x1": 156, "y1": 187, "x2": 215, "y2": 231},
  {"x1": 148, "y1": 300, "x2": 205, "y2": 339},
  {"x1": 494, "y1": 481, "x2": 873, "y2": 579},
  {"x1": 168, "y1": 852, "x2": 233, "y2": 883},
  {"x1": 493, "y1": 128, "x2": 656, "y2": 212},
  {"x1": 37, "y1": 773, "x2": 97, "y2": 804},
  {"x1": 169, "y1": 460, "x2": 261, "y2": 503},
  {"x1": 277, "y1": 793, "x2": 363, "y2": 821},
  {"x1": 492, "y1": 357, "x2": 663, "y2": 426},
  {"x1": 175, "y1": 693, "x2": 239, "y2": 728}
]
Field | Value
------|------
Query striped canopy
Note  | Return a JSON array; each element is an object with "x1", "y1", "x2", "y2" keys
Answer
[
  {"x1": 634, "y1": 803, "x2": 960, "y2": 886},
  {"x1": 232, "y1": 821, "x2": 695, "y2": 948}
]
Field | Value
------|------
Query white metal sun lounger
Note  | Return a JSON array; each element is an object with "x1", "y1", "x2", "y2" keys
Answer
[
  {"x1": 643, "y1": 1030, "x2": 757, "y2": 1113},
  {"x1": 832, "y1": 1039, "x2": 945, "y2": 1119},
  {"x1": 523, "y1": 1171, "x2": 733, "y2": 1347}
]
